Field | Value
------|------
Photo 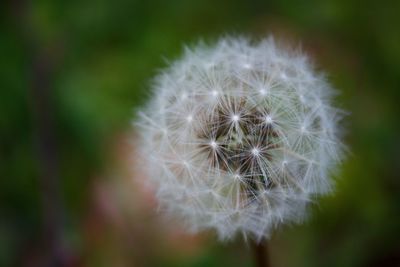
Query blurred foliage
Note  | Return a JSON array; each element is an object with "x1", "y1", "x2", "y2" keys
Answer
[{"x1": 1, "y1": 0, "x2": 400, "y2": 266}]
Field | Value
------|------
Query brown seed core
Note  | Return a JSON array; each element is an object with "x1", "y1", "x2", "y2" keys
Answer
[{"x1": 197, "y1": 97, "x2": 281, "y2": 197}]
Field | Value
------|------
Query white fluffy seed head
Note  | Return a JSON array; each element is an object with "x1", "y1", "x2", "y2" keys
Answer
[{"x1": 135, "y1": 36, "x2": 346, "y2": 242}]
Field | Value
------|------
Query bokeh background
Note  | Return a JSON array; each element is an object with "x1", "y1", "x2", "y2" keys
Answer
[{"x1": 1, "y1": 0, "x2": 400, "y2": 266}]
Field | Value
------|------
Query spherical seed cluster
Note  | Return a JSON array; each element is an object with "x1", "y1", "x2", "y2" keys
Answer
[{"x1": 136, "y1": 37, "x2": 345, "y2": 241}]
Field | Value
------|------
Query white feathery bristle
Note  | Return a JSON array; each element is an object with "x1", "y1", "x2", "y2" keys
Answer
[{"x1": 135, "y1": 36, "x2": 345, "y2": 241}]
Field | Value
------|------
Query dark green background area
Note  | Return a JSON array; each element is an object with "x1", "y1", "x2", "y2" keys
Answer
[{"x1": 1, "y1": 0, "x2": 399, "y2": 266}]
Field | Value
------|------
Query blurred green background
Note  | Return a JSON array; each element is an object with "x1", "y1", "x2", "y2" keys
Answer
[{"x1": 1, "y1": 0, "x2": 400, "y2": 266}]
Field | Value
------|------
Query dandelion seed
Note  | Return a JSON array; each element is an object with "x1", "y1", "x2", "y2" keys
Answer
[
  {"x1": 210, "y1": 141, "x2": 218, "y2": 149},
  {"x1": 243, "y1": 63, "x2": 252, "y2": 69},
  {"x1": 233, "y1": 174, "x2": 241, "y2": 180},
  {"x1": 251, "y1": 148, "x2": 260, "y2": 156},
  {"x1": 265, "y1": 115, "x2": 273, "y2": 124}
]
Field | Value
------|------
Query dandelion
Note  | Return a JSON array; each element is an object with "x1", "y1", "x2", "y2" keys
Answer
[{"x1": 135, "y1": 36, "x2": 345, "y2": 243}]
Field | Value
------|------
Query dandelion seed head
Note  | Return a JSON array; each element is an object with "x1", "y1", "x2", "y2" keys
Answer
[{"x1": 136, "y1": 36, "x2": 346, "y2": 242}]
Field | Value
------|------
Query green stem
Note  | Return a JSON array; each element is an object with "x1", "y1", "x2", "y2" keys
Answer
[{"x1": 252, "y1": 240, "x2": 270, "y2": 267}]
